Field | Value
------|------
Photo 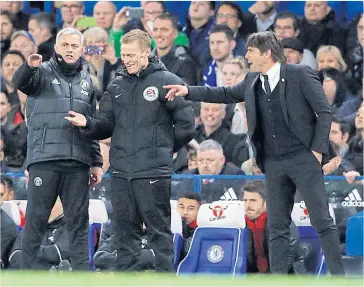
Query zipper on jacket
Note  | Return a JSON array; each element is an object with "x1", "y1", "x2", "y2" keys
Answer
[
  {"x1": 41, "y1": 124, "x2": 47, "y2": 153},
  {"x1": 69, "y1": 82, "x2": 73, "y2": 157}
]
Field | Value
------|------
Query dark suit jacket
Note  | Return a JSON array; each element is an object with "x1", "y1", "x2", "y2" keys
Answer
[{"x1": 186, "y1": 64, "x2": 332, "y2": 172}]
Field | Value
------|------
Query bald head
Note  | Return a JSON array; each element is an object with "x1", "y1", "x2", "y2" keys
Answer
[{"x1": 93, "y1": 1, "x2": 117, "y2": 29}]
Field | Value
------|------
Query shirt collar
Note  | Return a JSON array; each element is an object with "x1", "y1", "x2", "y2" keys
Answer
[
  {"x1": 260, "y1": 62, "x2": 281, "y2": 82},
  {"x1": 255, "y1": 10, "x2": 277, "y2": 23}
]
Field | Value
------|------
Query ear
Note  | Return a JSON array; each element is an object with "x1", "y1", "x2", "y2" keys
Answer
[
  {"x1": 220, "y1": 155, "x2": 226, "y2": 165},
  {"x1": 237, "y1": 19, "x2": 242, "y2": 29},
  {"x1": 343, "y1": 132, "x2": 350, "y2": 143},
  {"x1": 294, "y1": 29, "x2": 300, "y2": 37},
  {"x1": 172, "y1": 29, "x2": 178, "y2": 40},
  {"x1": 230, "y1": 39, "x2": 236, "y2": 52},
  {"x1": 264, "y1": 49, "x2": 272, "y2": 59},
  {"x1": 326, "y1": 5, "x2": 331, "y2": 15}
]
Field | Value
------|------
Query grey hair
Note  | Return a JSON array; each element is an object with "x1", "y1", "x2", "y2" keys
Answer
[
  {"x1": 246, "y1": 31, "x2": 287, "y2": 63},
  {"x1": 198, "y1": 140, "x2": 224, "y2": 155},
  {"x1": 56, "y1": 28, "x2": 84, "y2": 46},
  {"x1": 83, "y1": 27, "x2": 108, "y2": 45}
]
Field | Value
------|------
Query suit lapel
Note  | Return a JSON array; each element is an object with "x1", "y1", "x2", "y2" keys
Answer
[
  {"x1": 246, "y1": 73, "x2": 260, "y2": 136},
  {"x1": 279, "y1": 64, "x2": 289, "y2": 125}
]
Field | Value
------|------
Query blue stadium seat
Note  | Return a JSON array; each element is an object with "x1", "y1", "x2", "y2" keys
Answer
[
  {"x1": 346, "y1": 211, "x2": 364, "y2": 256},
  {"x1": 88, "y1": 199, "x2": 109, "y2": 270},
  {"x1": 291, "y1": 202, "x2": 336, "y2": 276},
  {"x1": 177, "y1": 201, "x2": 248, "y2": 276},
  {"x1": 177, "y1": 227, "x2": 248, "y2": 276},
  {"x1": 173, "y1": 233, "x2": 183, "y2": 270}
]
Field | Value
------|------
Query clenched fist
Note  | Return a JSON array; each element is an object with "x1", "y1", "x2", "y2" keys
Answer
[{"x1": 27, "y1": 54, "x2": 42, "y2": 68}]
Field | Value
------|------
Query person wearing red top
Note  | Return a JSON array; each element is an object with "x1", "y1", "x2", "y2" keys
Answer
[
  {"x1": 242, "y1": 180, "x2": 305, "y2": 274},
  {"x1": 177, "y1": 191, "x2": 201, "y2": 260}
]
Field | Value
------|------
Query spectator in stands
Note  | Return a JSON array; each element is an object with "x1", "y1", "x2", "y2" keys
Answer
[
  {"x1": 0, "y1": 11, "x2": 15, "y2": 57},
  {"x1": 94, "y1": 220, "x2": 155, "y2": 271},
  {"x1": 59, "y1": 1, "x2": 84, "y2": 29},
  {"x1": 273, "y1": 12, "x2": 316, "y2": 69},
  {"x1": 1, "y1": 50, "x2": 26, "y2": 106},
  {"x1": 28, "y1": 13, "x2": 57, "y2": 61},
  {"x1": 337, "y1": 89, "x2": 363, "y2": 129},
  {"x1": 0, "y1": 1, "x2": 29, "y2": 31},
  {"x1": 151, "y1": 13, "x2": 198, "y2": 85},
  {"x1": 242, "y1": 181, "x2": 305, "y2": 274},
  {"x1": 176, "y1": 102, "x2": 249, "y2": 173},
  {"x1": 10, "y1": 31, "x2": 38, "y2": 60},
  {"x1": 0, "y1": 175, "x2": 15, "y2": 201},
  {"x1": 318, "y1": 68, "x2": 349, "y2": 114},
  {"x1": 202, "y1": 25, "x2": 236, "y2": 87},
  {"x1": 281, "y1": 37, "x2": 305, "y2": 65},
  {"x1": 13, "y1": 28, "x2": 103, "y2": 271},
  {"x1": 172, "y1": 140, "x2": 245, "y2": 203},
  {"x1": 346, "y1": 14, "x2": 363, "y2": 95},
  {"x1": 299, "y1": 1, "x2": 345, "y2": 56},
  {"x1": 183, "y1": 1, "x2": 215, "y2": 69},
  {"x1": 323, "y1": 118, "x2": 355, "y2": 176},
  {"x1": 83, "y1": 27, "x2": 121, "y2": 96},
  {"x1": 93, "y1": 1, "x2": 116, "y2": 31},
  {"x1": 0, "y1": 184, "x2": 18, "y2": 269},
  {"x1": 110, "y1": 2, "x2": 189, "y2": 58},
  {"x1": 348, "y1": 104, "x2": 364, "y2": 175},
  {"x1": 316, "y1": 45, "x2": 347, "y2": 73},
  {"x1": 215, "y1": 2, "x2": 247, "y2": 57},
  {"x1": 1, "y1": 92, "x2": 27, "y2": 170},
  {"x1": 247, "y1": 1, "x2": 278, "y2": 32},
  {"x1": 177, "y1": 191, "x2": 201, "y2": 260},
  {"x1": 187, "y1": 149, "x2": 198, "y2": 170},
  {"x1": 8, "y1": 198, "x2": 71, "y2": 270}
]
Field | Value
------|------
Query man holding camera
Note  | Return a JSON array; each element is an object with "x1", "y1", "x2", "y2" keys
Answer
[{"x1": 13, "y1": 28, "x2": 103, "y2": 270}]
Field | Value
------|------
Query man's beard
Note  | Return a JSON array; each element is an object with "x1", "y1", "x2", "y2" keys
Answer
[{"x1": 261, "y1": 4, "x2": 276, "y2": 15}]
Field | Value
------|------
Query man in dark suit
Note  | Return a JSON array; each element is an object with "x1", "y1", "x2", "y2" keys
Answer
[{"x1": 164, "y1": 31, "x2": 344, "y2": 275}]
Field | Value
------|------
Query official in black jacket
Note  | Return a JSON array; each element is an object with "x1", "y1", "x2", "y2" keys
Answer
[
  {"x1": 66, "y1": 29, "x2": 195, "y2": 272},
  {"x1": 13, "y1": 28, "x2": 103, "y2": 270},
  {"x1": 164, "y1": 31, "x2": 344, "y2": 275},
  {"x1": 8, "y1": 198, "x2": 70, "y2": 270}
]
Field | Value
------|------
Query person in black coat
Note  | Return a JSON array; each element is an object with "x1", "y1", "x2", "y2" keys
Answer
[
  {"x1": 164, "y1": 31, "x2": 344, "y2": 275},
  {"x1": 94, "y1": 220, "x2": 154, "y2": 271},
  {"x1": 66, "y1": 29, "x2": 195, "y2": 273},
  {"x1": 0, "y1": 197, "x2": 17, "y2": 269},
  {"x1": 172, "y1": 139, "x2": 245, "y2": 203},
  {"x1": 8, "y1": 198, "x2": 70, "y2": 270}
]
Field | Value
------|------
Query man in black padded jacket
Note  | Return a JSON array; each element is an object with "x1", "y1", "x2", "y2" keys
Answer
[{"x1": 66, "y1": 29, "x2": 195, "y2": 272}]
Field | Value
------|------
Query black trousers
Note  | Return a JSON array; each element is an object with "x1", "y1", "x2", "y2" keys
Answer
[
  {"x1": 21, "y1": 165, "x2": 90, "y2": 270},
  {"x1": 264, "y1": 149, "x2": 344, "y2": 275},
  {"x1": 111, "y1": 177, "x2": 174, "y2": 272}
]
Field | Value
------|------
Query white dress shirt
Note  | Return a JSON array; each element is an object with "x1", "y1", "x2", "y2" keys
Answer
[{"x1": 259, "y1": 62, "x2": 281, "y2": 93}]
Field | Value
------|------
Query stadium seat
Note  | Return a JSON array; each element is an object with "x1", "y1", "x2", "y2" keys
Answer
[
  {"x1": 88, "y1": 199, "x2": 109, "y2": 270},
  {"x1": 171, "y1": 209, "x2": 182, "y2": 234},
  {"x1": 173, "y1": 233, "x2": 183, "y2": 270},
  {"x1": 346, "y1": 211, "x2": 364, "y2": 256},
  {"x1": 1, "y1": 201, "x2": 21, "y2": 226},
  {"x1": 177, "y1": 201, "x2": 248, "y2": 276},
  {"x1": 291, "y1": 202, "x2": 336, "y2": 275}
]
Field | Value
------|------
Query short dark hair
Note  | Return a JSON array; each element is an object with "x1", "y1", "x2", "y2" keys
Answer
[
  {"x1": 178, "y1": 191, "x2": 202, "y2": 205},
  {"x1": 2, "y1": 50, "x2": 26, "y2": 64},
  {"x1": 332, "y1": 116, "x2": 351, "y2": 136},
  {"x1": 208, "y1": 1, "x2": 216, "y2": 10},
  {"x1": 217, "y1": 2, "x2": 244, "y2": 23},
  {"x1": 155, "y1": 12, "x2": 179, "y2": 30},
  {"x1": 146, "y1": 1, "x2": 167, "y2": 13},
  {"x1": 210, "y1": 24, "x2": 235, "y2": 41},
  {"x1": 241, "y1": 181, "x2": 266, "y2": 201},
  {"x1": 0, "y1": 175, "x2": 14, "y2": 193},
  {"x1": 275, "y1": 12, "x2": 300, "y2": 31},
  {"x1": 30, "y1": 12, "x2": 57, "y2": 36},
  {"x1": 0, "y1": 10, "x2": 14, "y2": 24},
  {"x1": 246, "y1": 31, "x2": 287, "y2": 63}
]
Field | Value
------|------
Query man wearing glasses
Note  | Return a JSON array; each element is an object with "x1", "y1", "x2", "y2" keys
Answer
[
  {"x1": 273, "y1": 12, "x2": 317, "y2": 69},
  {"x1": 59, "y1": 1, "x2": 84, "y2": 29}
]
